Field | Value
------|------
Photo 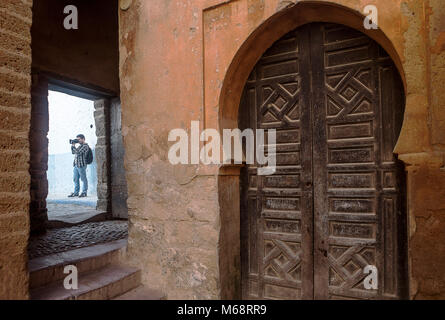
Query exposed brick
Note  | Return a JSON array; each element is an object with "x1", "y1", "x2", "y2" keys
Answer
[
  {"x1": 0, "y1": 71, "x2": 31, "y2": 95},
  {"x1": 0, "y1": 212, "x2": 29, "y2": 234},
  {"x1": 0, "y1": 107, "x2": 30, "y2": 131},
  {"x1": 0, "y1": 0, "x2": 32, "y2": 20},
  {"x1": 0, "y1": 31, "x2": 31, "y2": 56},
  {"x1": 0, "y1": 131, "x2": 28, "y2": 150},
  {"x1": 0, "y1": 11, "x2": 31, "y2": 38},
  {"x1": 0, "y1": 253, "x2": 29, "y2": 299},
  {"x1": 0, "y1": 89, "x2": 30, "y2": 109},
  {"x1": 0, "y1": 172, "x2": 30, "y2": 193},
  {"x1": 0, "y1": 50, "x2": 31, "y2": 75},
  {"x1": 0, "y1": 0, "x2": 31, "y2": 300},
  {"x1": 0, "y1": 192, "x2": 29, "y2": 215},
  {"x1": 0, "y1": 150, "x2": 29, "y2": 173}
]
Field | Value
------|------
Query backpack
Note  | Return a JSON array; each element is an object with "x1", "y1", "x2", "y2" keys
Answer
[{"x1": 86, "y1": 146, "x2": 94, "y2": 165}]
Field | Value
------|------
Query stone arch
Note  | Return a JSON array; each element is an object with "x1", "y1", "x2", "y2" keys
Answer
[{"x1": 216, "y1": 1, "x2": 408, "y2": 300}]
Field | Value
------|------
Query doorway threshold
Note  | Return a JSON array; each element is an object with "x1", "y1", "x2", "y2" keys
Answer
[
  {"x1": 28, "y1": 220, "x2": 128, "y2": 260},
  {"x1": 46, "y1": 195, "x2": 108, "y2": 228}
]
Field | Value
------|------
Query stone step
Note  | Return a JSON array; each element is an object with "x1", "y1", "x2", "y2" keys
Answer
[
  {"x1": 29, "y1": 239, "x2": 127, "y2": 289},
  {"x1": 113, "y1": 285, "x2": 167, "y2": 300},
  {"x1": 30, "y1": 264, "x2": 141, "y2": 300}
]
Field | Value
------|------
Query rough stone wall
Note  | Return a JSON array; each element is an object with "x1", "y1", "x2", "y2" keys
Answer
[
  {"x1": 29, "y1": 74, "x2": 49, "y2": 235},
  {"x1": 110, "y1": 98, "x2": 128, "y2": 219},
  {"x1": 118, "y1": 0, "x2": 445, "y2": 299},
  {"x1": 400, "y1": 0, "x2": 445, "y2": 299},
  {"x1": 119, "y1": 0, "x2": 221, "y2": 299},
  {"x1": 94, "y1": 99, "x2": 111, "y2": 212},
  {"x1": 405, "y1": 158, "x2": 445, "y2": 299},
  {"x1": 0, "y1": 0, "x2": 32, "y2": 300}
]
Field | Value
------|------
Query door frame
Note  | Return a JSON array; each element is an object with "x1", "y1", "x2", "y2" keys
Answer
[{"x1": 29, "y1": 70, "x2": 127, "y2": 234}]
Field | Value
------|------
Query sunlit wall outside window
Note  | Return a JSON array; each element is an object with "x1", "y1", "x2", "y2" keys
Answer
[{"x1": 47, "y1": 91, "x2": 98, "y2": 197}]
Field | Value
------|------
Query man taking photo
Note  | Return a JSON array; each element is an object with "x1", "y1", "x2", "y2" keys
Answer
[{"x1": 68, "y1": 134, "x2": 90, "y2": 198}]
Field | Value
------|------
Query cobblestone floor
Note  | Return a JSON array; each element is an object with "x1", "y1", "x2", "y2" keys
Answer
[{"x1": 28, "y1": 221, "x2": 128, "y2": 259}]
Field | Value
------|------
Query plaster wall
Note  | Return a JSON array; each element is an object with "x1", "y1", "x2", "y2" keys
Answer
[{"x1": 119, "y1": 0, "x2": 445, "y2": 299}]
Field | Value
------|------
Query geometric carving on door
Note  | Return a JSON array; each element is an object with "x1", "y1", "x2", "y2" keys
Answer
[
  {"x1": 240, "y1": 22, "x2": 407, "y2": 300},
  {"x1": 340, "y1": 85, "x2": 359, "y2": 101},
  {"x1": 351, "y1": 97, "x2": 373, "y2": 115},
  {"x1": 279, "y1": 81, "x2": 300, "y2": 96},
  {"x1": 328, "y1": 246, "x2": 376, "y2": 293},
  {"x1": 264, "y1": 240, "x2": 302, "y2": 283},
  {"x1": 260, "y1": 79, "x2": 302, "y2": 127},
  {"x1": 326, "y1": 72, "x2": 348, "y2": 90},
  {"x1": 355, "y1": 69, "x2": 372, "y2": 89},
  {"x1": 327, "y1": 97, "x2": 343, "y2": 117}
]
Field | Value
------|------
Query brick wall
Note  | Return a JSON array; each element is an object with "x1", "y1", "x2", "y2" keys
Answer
[
  {"x1": 0, "y1": 0, "x2": 33, "y2": 299},
  {"x1": 29, "y1": 74, "x2": 48, "y2": 234}
]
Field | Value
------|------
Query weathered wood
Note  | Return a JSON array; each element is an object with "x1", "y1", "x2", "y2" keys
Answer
[{"x1": 239, "y1": 23, "x2": 407, "y2": 300}]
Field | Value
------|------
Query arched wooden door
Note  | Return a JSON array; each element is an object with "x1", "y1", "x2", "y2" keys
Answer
[{"x1": 239, "y1": 23, "x2": 407, "y2": 300}]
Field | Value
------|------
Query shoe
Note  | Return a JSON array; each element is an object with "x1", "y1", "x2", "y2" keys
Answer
[
  {"x1": 79, "y1": 192, "x2": 87, "y2": 198},
  {"x1": 68, "y1": 192, "x2": 79, "y2": 197}
]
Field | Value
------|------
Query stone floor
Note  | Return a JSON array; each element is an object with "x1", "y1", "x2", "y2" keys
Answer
[
  {"x1": 46, "y1": 195, "x2": 105, "y2": 227},
  {"x1": 47, "y1": 202, "x2": 98, "y2": 219},
  {"x1": 47, "y1": 194, "x2": 98, "y2": 209},
  {"x1": 28, "y1": 221, "x2": 128, "y2": 259}
]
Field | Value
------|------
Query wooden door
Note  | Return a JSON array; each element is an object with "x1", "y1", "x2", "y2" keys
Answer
[{"x1": 239, "y1": 23, "x2": 407, "y2": 300}]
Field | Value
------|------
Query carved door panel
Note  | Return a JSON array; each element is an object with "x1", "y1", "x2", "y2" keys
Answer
[
  {"x1": 240, "y1": 23, "x2": 407, "y2": 300},
  {"x1": 310, "y1": 23, "x2": 407, "y2": 300},
  {"x1": 240, "y1": 26, "x2": 314, "y2": 300}
]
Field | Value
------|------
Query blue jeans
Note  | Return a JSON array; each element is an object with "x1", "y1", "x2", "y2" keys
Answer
[{"x1": 73, "y1": 166, "x2": 88, "y2": 194}]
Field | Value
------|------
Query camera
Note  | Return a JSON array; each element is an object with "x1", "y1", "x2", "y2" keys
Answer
[{"x1": 70, "y1": 139, "x2": 80, "y2": 144}]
